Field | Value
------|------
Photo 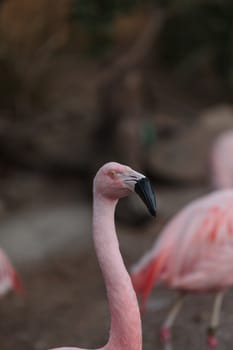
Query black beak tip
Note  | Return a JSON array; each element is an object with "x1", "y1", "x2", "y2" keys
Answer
[
  {"x1": 151, "y1": 208, "x2": 156, "y2": 217},
  {"x1": 135, "y1": 177, "x2": 157, "y2": 217}
]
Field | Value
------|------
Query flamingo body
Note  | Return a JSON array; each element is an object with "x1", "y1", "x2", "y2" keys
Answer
[
  {"x1": 0, "y1": 248, "x2": 23, "y2": 296},
  {"x1": 130, "y1": 132, "x2": 233, "y2": 347},
  {"x1": 131, "y1": 189, "x2": 233, "y2": 304},
  {"x1": 49, "y1": 162, "x2": 156, "y2": 350}
]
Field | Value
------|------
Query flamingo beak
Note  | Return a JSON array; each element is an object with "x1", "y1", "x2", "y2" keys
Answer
[{"x1": 135, "y1": 177, "x2": 156, "y2": 217}]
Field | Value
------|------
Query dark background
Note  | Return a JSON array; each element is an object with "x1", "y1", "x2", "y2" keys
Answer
[{"x1": 0, "y1": 1, "x2": 233, "y2": 349}]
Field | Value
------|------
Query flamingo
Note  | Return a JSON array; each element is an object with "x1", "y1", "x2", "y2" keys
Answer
[
  {"x1": 210, "y1": 130, "x2": 233, "y2": 189},
  {"x1": 0, "y1": 248, "x2": 23, "y2": 296},
  {"x1": 131, "y1": 189, "x2": 233, "y2": 348},
  {"x1": 49, "y1": 161, "x2": 156, "y2": 350}
]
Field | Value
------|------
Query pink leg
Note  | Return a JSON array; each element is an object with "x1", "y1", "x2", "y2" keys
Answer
[
  {"x1": 207, "y1": 333, "x2": 218, "y2": 349},
  {"x1": 160, "y1": 294, "x2": 185, "y2": 344},
  {"x1": 207, "y1": 292, "x2": 224, "y2": 349},
  {"x1": 160, "y1": 326, "x2": 171, "y2": 342}
]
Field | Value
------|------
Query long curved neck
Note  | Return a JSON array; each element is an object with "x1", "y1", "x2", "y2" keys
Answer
[{"x1": 93, "y1": 191, "x2": 142, "y2": 350}]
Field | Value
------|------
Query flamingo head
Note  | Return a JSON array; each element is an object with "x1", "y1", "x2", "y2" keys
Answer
[{"x1": 94, "y1": 162, "x2": 156, "y2": 216}]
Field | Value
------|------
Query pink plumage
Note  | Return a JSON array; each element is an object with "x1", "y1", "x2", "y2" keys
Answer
[
  {"x1": 49, "y1": 162, "x2": 156, "y2": 350},
  {"x1": 210, "y1": 130, "x2": 233, "y2": 189},
  {"x1": 0, "y1": 248, "x2": 23, "y2": 296},
  {"x1": 131, "y1": 189, "x2": 233, "y2": 347}
]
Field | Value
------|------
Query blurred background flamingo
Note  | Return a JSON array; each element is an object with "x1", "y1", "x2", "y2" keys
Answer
[
  {"x1": 131, "y1": 189, "x2": 233, "y2": 349},
  {"x1": 210, "y1": 130, "x2": 233, "y2": 190},
  {"x1": 0, "y1": 248, "x2": 23, "y2": 297},
  {"x1": 131, "y1": 127, "x2": 233, "y2": 348}
]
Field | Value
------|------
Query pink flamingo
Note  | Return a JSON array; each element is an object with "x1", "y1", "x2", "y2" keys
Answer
[
  {"x1": 0, "y1": 248, "x2": 23, "y2": 296},
  {"x1": 210, "y1": 130, "x2": 233, "y2": 189},
  {"x1": 131, "y1": 189, "x2": 233, "y2": 348},
  {"x1": 49, "y1": 161, "x2": 156, "y2": 350}
]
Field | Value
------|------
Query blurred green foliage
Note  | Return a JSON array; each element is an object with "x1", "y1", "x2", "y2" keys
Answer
[
  {"x1": 72, "y1": 0, "x2": 144, "y2": 23},
  {"x1": 71, "y1": 0, "x2": 233, "y2": 92},
  {"x1": 159, "y1": 0, "x2": 233, "y2": 90},
  {"x1": 71, "y1": 0, "x2": 145, "y2": 55}
]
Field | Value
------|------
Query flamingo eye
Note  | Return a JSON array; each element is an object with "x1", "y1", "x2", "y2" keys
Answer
[{"x1": 109, "y1": 170, "x2": 116, "y2": 179}]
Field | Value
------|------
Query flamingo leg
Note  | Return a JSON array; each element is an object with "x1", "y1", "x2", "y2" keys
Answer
[
  {"x1": 163, "y1": 341, "x2": 174, "y2": 350},
  {"x1": 207, "y1": 291, "x2": 224, "y2": 349},
  {"x1": 160, "y1": 293, "x2": 185, "y2": 343}
]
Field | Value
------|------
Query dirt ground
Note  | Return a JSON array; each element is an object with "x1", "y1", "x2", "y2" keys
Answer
[{"x1": 0, "y1": 182, "x2": 233, "y2": 350}]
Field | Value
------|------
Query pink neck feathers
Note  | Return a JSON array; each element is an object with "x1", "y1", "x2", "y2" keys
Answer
[{"x1": 93, "y1": 193, "x2": 142, "y2": 350}]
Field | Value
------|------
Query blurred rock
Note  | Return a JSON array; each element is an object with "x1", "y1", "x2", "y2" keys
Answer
[
  {"x1": 147, "y1": 105, "x2": 233, "y2": 183},
  {"x1": 0, "y1": 204, "x2": 92, "y2": 267},
  {"x1": 200, "y1": 104, "x2": 233, "y2": 134},
  {"x1": 148, "y1": 122, "x2": 210, "y2": 183}
]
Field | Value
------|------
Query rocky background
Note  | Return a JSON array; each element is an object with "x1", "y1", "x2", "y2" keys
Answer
[{"x1": 0, "y1": 1, "x2": 233, "y2": 349}]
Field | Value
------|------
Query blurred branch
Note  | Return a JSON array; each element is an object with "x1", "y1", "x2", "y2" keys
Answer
[
  {"x1": 13, "y1": 32, "x2": 64, "y2": 114},
  {"x1": 93, "y1": 9, "x2": 164, "y2": 87}
]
